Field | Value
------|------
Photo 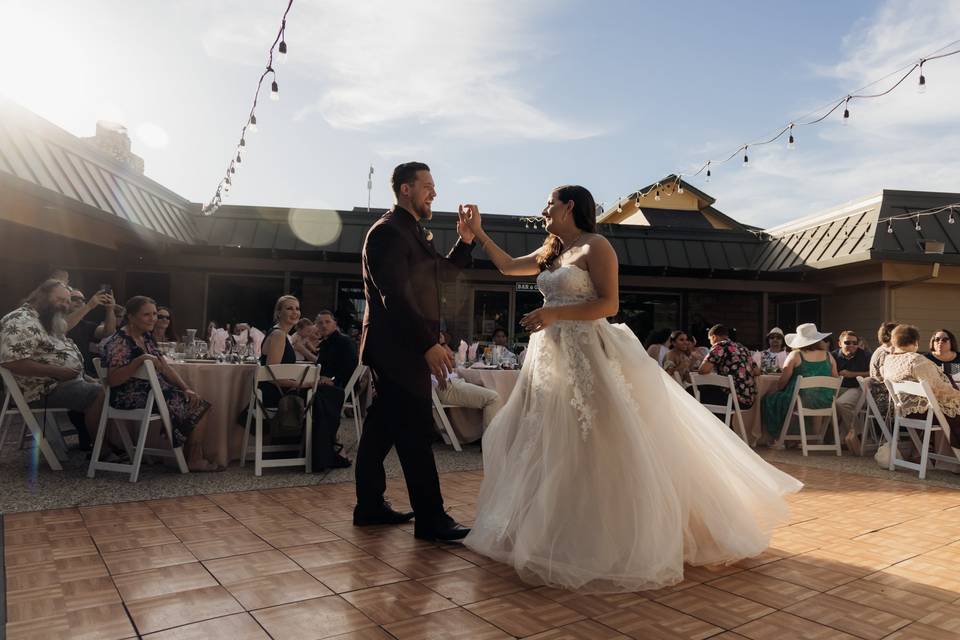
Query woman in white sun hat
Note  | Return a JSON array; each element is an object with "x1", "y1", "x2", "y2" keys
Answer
[{"x1": 761, "y1": 323, "x2": 839, "y2": 442}]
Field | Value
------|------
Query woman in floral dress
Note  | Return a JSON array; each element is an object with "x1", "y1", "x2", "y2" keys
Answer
[{"x1": 101, "y1": 296, "x2": 216, "y2": 471}]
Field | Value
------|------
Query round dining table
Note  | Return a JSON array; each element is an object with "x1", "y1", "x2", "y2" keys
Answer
[{"x1": 168, "y1": 361, "x2": 258, "y2": 466}]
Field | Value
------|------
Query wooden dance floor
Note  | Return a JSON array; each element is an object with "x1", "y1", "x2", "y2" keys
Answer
[{"x1": 4, "y1": 463, "x2": 960, "y2": 639}]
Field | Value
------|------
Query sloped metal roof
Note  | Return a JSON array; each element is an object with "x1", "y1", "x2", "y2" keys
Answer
[
  {"x1": 756, "y1": 190, "x2": 960, "y2": 271},
  {"x1": 0, "y1": 100, "x2": 200, "y2": 244},
  {"x1": 197, "y1": 205, "x2": 765, "y2": 271}
]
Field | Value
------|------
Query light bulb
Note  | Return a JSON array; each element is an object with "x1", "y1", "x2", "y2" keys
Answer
[
  {"x1": 787, "y1": 125, "x2": 796, "y2": 150},
  {"x1": 915, "y1": 218, "x2": 921, "y2": 231},
  {"x1": 918, "y1": 74, "x2": 926, "y2": 93},
  {"x1": 635, "y1": 194, "x2": 641, "y2": 207},
  {"x1": 887, "y1": 222, "x2": 893, "y2": 234},
  {"x1": 278, "y1": 40, "x2": 287, "y2": 63},
  {"x1": 617, "y1": 201, "x2": 623, "y2": 213},
  {"x1": 842, "y1": 101, "x2": 850, "y2": 125},
  {"x1": 270, "y1": 80, "x2": 279, "y2": 101},
  {"x1": 743, "y1": 147, "x2": 749, "y2": 166},
  {"x1": 654, "y1": 190, "x2": 661, "y2": 201},
  {"x1": 706, "y1": 168, "x2": 711, "y2": 183},
  {"x1": 677, "y1": 185, "x2": 684, "y2": 194},
  {"x1": 949, "y1": 210, "x2": 956, "y2": 224},
  {"x1": 248, "y1": 114, "x2": 258, "y2": 133},
  {"x1": 236, "y1": 152, "x2": 242, "y2": 164}
]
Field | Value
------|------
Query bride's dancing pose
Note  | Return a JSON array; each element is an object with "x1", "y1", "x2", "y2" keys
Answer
[{"x1": 460, "y1": 185, "x2": 802, "y2": 593}]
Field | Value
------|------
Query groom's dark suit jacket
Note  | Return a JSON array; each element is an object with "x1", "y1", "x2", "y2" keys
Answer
[{"x1": 360, "y1": 206, "x2": 474, "y2": 397}]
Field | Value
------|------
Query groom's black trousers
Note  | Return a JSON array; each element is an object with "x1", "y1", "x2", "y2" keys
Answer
[{"x1": 354, "y1": 366, "x2": 444, "y2": 518}]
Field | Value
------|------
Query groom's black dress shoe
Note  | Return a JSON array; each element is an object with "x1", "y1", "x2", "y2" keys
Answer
[
  {"x1": 353, "y1": 501, "x2": 415, "y2": 526},
  {"x1": 414, "y1": 513, "x2": 471, "y2": 542}
]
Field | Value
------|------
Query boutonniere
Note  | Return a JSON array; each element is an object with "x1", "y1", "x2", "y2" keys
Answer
[{"x1": 424, "y1": 228, "x2": 433, "y2": 242}]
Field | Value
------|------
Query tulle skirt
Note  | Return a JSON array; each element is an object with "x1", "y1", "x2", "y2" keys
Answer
[{"x1": 464, "y1": 319, "x2": 803, "y2": 593}]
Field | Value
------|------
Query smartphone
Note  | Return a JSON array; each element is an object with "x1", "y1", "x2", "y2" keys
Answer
[{"x1": 99, "y1": 284, "x2": 112, "y2": 295}]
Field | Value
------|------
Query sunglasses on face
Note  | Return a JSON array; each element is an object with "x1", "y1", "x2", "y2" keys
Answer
[
  {"x1": 843, "y1": 341, "x2": 858, "y2": 345},
  {"x1": 933, "y1": 337, "x2": 950, "y2": 342},
  {"x1": 157, "y1": 315, "x2": 170, "y2": 320}
]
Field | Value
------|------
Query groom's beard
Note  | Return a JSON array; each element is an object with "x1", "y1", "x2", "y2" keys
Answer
[{"x1": 412, "y1": 201, "x2": 432, "y2": 221}]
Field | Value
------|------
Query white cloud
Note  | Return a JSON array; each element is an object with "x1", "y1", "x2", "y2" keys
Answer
[
  {"x1": 202, "y1": 0, "x2": 601, "y2": 142},
  {"x1": 456, "y1": 175, "x2": 492, "y2": 185},
  {"x1": 704, "y1": 0, "x2": 960, "y2": 228}
]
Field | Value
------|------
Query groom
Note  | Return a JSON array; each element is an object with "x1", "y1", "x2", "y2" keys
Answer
[{"x1": 354, "y1": 161, "x2": 476, "y2": 541}]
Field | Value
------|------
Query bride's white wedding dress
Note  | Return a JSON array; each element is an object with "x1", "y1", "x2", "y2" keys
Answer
[{"x1": 464, "y1": 264, "x2": 803, "y2": 593}]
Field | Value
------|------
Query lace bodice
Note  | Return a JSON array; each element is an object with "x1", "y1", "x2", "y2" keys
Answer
[{"x1": 537, "y1": 264, "x2": 597, "y2": 307}]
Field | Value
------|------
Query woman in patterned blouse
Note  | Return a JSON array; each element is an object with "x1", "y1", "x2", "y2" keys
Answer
[
  {"x1": 883, "y1": 324, "x2": 960, "y2": 454},
  {"x1": 101, "y1": 296, "x2": 217, "y2": 471}
]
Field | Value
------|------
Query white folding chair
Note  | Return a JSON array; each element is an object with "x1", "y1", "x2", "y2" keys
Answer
[
  {"x1": 88, "y1": 358, "x2": 188, "y2": 482},
  {"x1": 240, "y1": 363, "x2": 319, "y2": 476},
  {"x1": 689, "y1": 372, "x2": 749, "y2": 442},
  {"x1": 855, "y1": 376, "x2": 892, "y2": 456},
  {"x1": 340, "y1": 363, "x2": 369, "y2": 441},
  {"x1": 885, "y1": 379, "x2": 960, "y2": 480},
  {"x1": 0, "y1": 383, "x2": 31, "y2": 454},
  {"x1": 0, "y1": 366, "x2": 71, "y2": 470},
  {"x1": 777, "y1": 375, "x2": 843, "y2": 456},
  {"x1": 430, "y1": 386, "x2": 464, "y2": 452}
]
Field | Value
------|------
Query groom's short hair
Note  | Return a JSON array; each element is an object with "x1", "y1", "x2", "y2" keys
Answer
[
  {"x1": 708, "y1": 324, "x2": 730, "y2": 339},
  {"x1": 391, "y1": 161, "x2": 430, "y2": 197}
]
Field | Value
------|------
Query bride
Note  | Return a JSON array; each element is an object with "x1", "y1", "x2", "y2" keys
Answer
[{"x1": 459, "y1": 185, "x2": 802, "y2": 593}]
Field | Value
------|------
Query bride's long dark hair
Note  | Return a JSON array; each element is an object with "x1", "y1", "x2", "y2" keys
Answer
[{"x1": 535, "y1": 185, "x2": 598, "y2": 271}]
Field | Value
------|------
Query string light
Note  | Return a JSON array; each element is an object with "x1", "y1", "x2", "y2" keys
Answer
[
  {"x1": 787, "y1": 124, "x2": 795, "y2": 150},
  {"x1": 949, "y1": 209, "x2": 956, "y2": 224},
  {"x1": 742, "y1": 145, "x2": 749, "y2": 166},
  {"x1": 635, "y1": 192, "x2": 641, "y2": 207},
  {"x1": 887, "y1": 221, "x2": 894, "y2": 234},
  {"x1": 617, "y1": 198, "x2": 623, "y2": 213},
  {"x1": 706, "y1": 162, "x2": 711, "y2": 183},
  {"x1": 202, "y1": 0, "x2": 294, "y2": 215},
  {"x1": 915, "y1": 217, "x2": 922, "y2": 231},
  {"x1": 918, "y1": 59, "x2": 926, "y2": 93},
  {"x1": 842, "y1": 97, "x2": 851, "y2": 125},
  {"x1": 270, "y1": 74, "x2": 280, "y2": 101},
  {"x1": 654, "y1": 187, "x2": 661, "y2": 202},
  {"x1": 677, "y1": 179, "x2": 684, "y2": 195}
]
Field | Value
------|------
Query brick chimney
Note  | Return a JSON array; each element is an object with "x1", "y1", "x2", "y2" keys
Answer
[{"x1": 82, "y1": 121, "x2": 145, "y2": 174}]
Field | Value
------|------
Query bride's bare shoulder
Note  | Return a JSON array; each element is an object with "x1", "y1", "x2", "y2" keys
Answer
[{"x1": 583, "y1": 233, "x2": 617, "y2": 255}]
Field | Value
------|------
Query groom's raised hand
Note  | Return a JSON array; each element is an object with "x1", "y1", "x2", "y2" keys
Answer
[{"x1": 425, "y1": 343, "x2": 455, "y2": 390}]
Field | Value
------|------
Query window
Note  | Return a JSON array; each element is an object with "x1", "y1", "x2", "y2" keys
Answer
[
  {"x1": 616, "y1": 291, "x2": 681, "y2": 345},
  {"x1": 775, "y1": 296, "x2": 820, "y2": 332},
  {"x1": 336, "y1": 280, "x2": 365, "y2": 332},
  {"x1": 472, "y1": 289, "x2": 511, "y2": 341},
  {"x1": 206, "y1": 274, "x2": 302, "y2": 331}
]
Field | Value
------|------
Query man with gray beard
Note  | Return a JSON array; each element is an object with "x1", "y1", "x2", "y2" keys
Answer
[{"x1": 0, "y1": 279, "x2": 105, "y2": 442}]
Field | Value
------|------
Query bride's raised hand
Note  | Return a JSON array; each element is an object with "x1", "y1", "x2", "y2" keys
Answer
[
  {"x1": 520, "y1": 306, "x2": 557, "y2": 333},
  {"x1": 458, "y1": 204, "x2": 483, "y2": 239}
]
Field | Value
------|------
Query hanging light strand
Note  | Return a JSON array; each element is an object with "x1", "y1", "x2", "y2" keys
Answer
[
  {"x1": 877, "y1": 203, "x2": 960, "y2": 230},
  {"x1": 202, "y1": 0, "x2": 295, "y2": 215},
  {"x1": 642, "y1": 37, "x2": 960, "y2": 196}
]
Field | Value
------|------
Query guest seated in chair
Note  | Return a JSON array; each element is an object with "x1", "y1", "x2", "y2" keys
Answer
[
  {"x1": 101, "y1": 296, "x2": 216, "y2": 471},
  {"x1": 883, "y1": 324, "x2": 960, "y2": 459},
  {"x1": 259, "y1": 296, "x2": 348, "y2": 471},
  {"x1": 832, "y1": 330, "x2": 870, "y2": 449},
  {"x1": 761, "y1": 323, "x2": 838, "y2": 445},
  {"x1": 698, "y1": 324, "x2": 757, "y2": 411},
  {"x1": 291, "y1": 318, "x2": 319, "y2": 361},
  {"x1": 925, "y1": 329, "x2": 960, "y2": 382},
  {"x1": 152, "y1": 306, "x2": 178, "y2": 344},
  {"x1": 752, "y1": 327, "x2": 789, "y2": 375},
  {"x1": 314, "y1": 310, "x2": 354, "y2": 469},
  {"x1": 491, "y1": 327, "x2": 509, "y2": 348},
  {"x1": 0, "y1": 279, "x2": 105, "y2": 446},
  {"x1": 434, "y1": 332, "x2": 500, "y2": 440},
  {"x1": 662, "y1": 330, "x2": 699, "y2": 385}
]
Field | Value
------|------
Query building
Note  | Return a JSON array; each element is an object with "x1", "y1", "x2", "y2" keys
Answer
[{"x1": 2, "y1": 99, "x2": 958, "y2": 349}]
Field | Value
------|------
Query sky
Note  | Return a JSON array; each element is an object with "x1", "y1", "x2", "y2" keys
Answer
[{"x1": 1, "y1": 0, "x2": 958, "y2": 228}]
